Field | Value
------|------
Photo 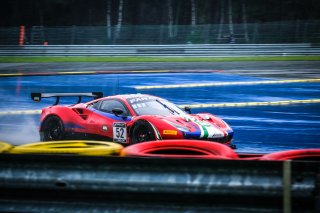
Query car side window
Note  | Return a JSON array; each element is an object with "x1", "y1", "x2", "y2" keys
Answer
[
  {"x1": 87, "y1": 101, "x2": 100, "y2": 110},
  {"x1": 99, "y1": 100, "x2": 129, "y2": 116}
]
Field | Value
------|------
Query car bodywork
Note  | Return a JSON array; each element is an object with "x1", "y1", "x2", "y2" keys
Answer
[{"x1": 32, "y1": 92, "x2": 234, "y2": 147}]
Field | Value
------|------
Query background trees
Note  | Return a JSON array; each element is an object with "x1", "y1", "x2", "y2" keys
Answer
[
  {"x1": 1, "y1": 0, "x2": 319, "y2": 44},
  {"x1": 1, "y1": 0, "x2": 320, "y2": 27}
]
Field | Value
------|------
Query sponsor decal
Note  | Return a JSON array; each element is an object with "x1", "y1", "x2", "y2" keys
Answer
[
  {"x1": 163, "y1": 130, "x2": 178, "y2": 135},
  {"x1": 132, "y1": 102, "x2": 147, "y2": 109},
  {"x1": 128, "y1": 96, "x2": 156, "y2": 104}
]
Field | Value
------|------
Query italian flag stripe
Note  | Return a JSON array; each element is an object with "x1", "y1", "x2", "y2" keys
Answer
[
  {"x1": 202, "y1": 125, "x2": 209, "y2": 138},
  {"x1": 150, "y1": 122, "x2": 162, "y2": 140},
  {"x1": 195, "y1": 120, "x2": 208, "y2": 138}
]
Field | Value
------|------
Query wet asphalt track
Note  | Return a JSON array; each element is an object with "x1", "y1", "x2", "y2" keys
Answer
[{"x1": 0, "y1": 61, "x2": 319, "y2": 153}]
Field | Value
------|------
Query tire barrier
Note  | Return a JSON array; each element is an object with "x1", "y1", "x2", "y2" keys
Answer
[
  {"x1": 0, "y1": 141, "x2": 13, "y2": 153},
  {"x1": 121, "y1": 140, "x2": 238, "y2": 159},
  {"x1": 9, "y1": 140, "x2": 123, "y2": 156},
  {"x1": 260, "y1": 149, "x2": 320, "y2": 161},
  {"x1": 3, "y1": 139, "x2": 320, "y2": 161}
]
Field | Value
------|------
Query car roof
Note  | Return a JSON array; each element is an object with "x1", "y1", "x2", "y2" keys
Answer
[{"x1": 98, "y1": 93, "x2": 158, "y2": 102}]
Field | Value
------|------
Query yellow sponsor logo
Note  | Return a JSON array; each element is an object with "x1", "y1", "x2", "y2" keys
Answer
[{"x1": 163, "y1": 130, "x2": 178, "y2": 135}]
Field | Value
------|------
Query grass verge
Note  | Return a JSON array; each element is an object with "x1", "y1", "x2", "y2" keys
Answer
[{"x1": 0, "y1": 56, "x2": 319, "y2": 63}]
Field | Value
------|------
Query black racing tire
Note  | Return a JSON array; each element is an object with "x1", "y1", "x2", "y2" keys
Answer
[
  {"x1": 40, "y1": 116, "x2": 65, "y2": 141},
  {"x1": 131, "y1": 120, "x2": 156, "y2": 144}
]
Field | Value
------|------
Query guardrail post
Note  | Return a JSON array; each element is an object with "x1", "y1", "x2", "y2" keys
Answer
[{"x1": 283, "y1": 160, "x2": 291, "y2": 213}]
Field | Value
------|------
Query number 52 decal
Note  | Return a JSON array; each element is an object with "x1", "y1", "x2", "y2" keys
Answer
[{"x1": 113, "y1": 122, "x2": 127, "y2": 143}]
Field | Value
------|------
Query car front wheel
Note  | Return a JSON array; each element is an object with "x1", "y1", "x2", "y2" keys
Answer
[{"x1": 131, "y1": 120, "x2": 156, "y2": 144}]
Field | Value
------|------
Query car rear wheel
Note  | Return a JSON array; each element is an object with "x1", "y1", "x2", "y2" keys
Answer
[
  {"x1": 41, "y1": 116, "x2": 65, "y2": 141},
  {"x1": 131, "y1": 120, "x2": 156, "y2": 144}
]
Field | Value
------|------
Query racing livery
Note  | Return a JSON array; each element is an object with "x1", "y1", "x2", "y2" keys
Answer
[{"x1": 32, "y1": 92, "x2": 235, "y2": 148}]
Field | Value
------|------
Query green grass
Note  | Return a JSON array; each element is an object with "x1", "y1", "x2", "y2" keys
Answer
[{"x1": 0, "y1": 56, "x2": 320, "y2": 63}]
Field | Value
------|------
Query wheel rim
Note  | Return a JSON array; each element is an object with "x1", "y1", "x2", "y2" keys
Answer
[
  {"x1": 135, "y1": 125, "x2": 153, "y2": 142},
  {"x1": 46, "y1": 119, "x2": 63, "y2": 140}
]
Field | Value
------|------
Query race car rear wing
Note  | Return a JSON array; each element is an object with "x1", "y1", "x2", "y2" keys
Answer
[{"x1": 31, "y1": 92, "x2": 103, "y2": 105}]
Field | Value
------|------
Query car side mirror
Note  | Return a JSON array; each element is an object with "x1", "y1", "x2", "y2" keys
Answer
[
  {"x1": 184, "y1": 106, "x2": 192, "y2": 114},
  {"x1": 112, "y1": 108, "x2": 124, "y2": 116}
]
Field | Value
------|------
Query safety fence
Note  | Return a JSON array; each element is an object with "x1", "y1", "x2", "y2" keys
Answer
[
  {"x1": 1, "y1": 43, "x2": 320, "y2": 57},
  {"x1": 0, "y1": 153, "x2": 319, "y2": 212},
  {"x1": 1, "y1": 21, "x2": 320, "y2": 45}
]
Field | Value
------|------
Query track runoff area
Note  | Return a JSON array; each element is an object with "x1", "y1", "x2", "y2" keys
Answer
[{"x1": 0, "y1": 74, "x2": 319, "y2": 115}]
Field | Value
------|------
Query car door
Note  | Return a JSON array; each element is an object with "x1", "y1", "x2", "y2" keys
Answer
[{"x1": 87, "y1": 99, "x2": 132, "y2": 144}]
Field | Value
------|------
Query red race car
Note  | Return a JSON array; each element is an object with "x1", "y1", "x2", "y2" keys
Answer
[{"x1": 32, "y1": 92, "x2": 235, "y2": 148}]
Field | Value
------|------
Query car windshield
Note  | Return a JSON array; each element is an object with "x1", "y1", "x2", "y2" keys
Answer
[{"x1": 127, "y1": 97, "x2": 186, "y2": 116}]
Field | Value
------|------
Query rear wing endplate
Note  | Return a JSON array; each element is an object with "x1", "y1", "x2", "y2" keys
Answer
[{"x1": 31, "y1": 92, "x2": 103, "y2": 105}]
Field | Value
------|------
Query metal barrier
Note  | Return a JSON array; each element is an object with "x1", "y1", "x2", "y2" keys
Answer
[
  {"x1": 0, "y1": 154, "x2": 319, "y2": 212},
  {"x1": 1, "y1": 43, "x2": 320, "y2": 56}
]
